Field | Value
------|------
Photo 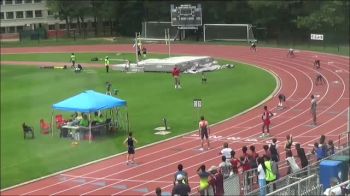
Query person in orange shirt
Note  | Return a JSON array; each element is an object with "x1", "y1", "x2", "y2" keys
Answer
[{"x1": 172, "y1": 66, "x2": 181, "y2": 89}]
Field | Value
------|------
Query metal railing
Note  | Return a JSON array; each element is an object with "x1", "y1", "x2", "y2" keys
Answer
[
  {"x1": 244, "y1": 145, "x2": 349, "y2": 195},
  {"x1": 328, "y1": 180, "x2": 350, "y2": 195},
  {"x1": 266, "y1": 174, "x2": 318, "y2": 196},
  {"x1": 206, "y1": 174, "x2": 240, "y2": 196}
]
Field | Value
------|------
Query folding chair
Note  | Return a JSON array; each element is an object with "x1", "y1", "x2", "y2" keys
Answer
[{"x1": 22, "y1": 123, "x2": 34, "y2": 139}]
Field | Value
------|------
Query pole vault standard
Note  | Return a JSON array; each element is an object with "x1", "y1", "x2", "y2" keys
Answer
[{"x1": 135, "y1": 32, "x2": 141, "y2": 64}]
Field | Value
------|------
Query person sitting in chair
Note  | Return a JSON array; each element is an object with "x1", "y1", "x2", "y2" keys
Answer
[
  {"x1": 22, "y1": 123, "x2": 34, "y2": 139},
  {"x1": 92, "y1": 112, "x2": 104, "y2": 125},
  {"x1": 79, "y1": 114, "x2": 89, "y2": 127}
]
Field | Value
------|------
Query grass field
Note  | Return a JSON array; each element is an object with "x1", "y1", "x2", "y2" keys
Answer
[{"x1": 0, "y1": 52, "x2": 276, "y2": 188}]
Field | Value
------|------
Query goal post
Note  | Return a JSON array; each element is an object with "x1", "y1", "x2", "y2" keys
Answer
[
  {"x1": 141, "y1": 21, "x2": 178, "y2": 40},
  {"x1": 203, "y1": 24, "x2": 256, "y2": 43}
]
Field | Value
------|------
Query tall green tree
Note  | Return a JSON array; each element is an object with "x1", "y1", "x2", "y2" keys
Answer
[{"x1": 297, "y1": 0, "x2": 349, "y2": 41}]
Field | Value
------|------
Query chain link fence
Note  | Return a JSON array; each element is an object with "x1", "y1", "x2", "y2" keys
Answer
[
  {"x1": 206, "y1": 174, "x2": 240, "y2": 196},
  {"x1": 266, "y1": 174, "x2": 319, "y2": 196}
]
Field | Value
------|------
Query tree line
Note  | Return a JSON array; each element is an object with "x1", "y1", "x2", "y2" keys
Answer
[{"x1": 47, "y1": 0, "x2": 349, "y2": 42}]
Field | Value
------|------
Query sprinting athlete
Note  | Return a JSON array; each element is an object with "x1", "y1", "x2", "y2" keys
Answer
[
  {"x1": 250, "y1": 41, "x2": 257, "y2": 52},
  {"x1": 287, "y1": 48, "x2": 295, "y2": 57}
]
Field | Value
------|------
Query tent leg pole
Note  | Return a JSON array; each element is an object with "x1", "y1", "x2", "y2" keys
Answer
[
  {"x1": 51, "y1": 110, "x2": 54, "y2": 136},
  {"x1": 88, "y1": 113, "x2": 91, "y2": 143}
]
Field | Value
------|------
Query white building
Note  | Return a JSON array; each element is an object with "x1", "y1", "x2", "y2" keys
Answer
[{"x1": 0, "y1": 0, "x2": 95, "y2": 36}]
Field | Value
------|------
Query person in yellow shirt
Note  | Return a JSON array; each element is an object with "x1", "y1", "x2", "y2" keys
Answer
[
  {"x1": 264, "y1": 155, "x2": 277, "y2": 193},
  {"x1": 70, "y1": 53, "x2": 76, "y2": 68}
]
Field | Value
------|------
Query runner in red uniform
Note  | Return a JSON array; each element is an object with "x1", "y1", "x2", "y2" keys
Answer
[
  {"x1": 314, "y1": 56, "x2": 321, "y2": 69},
  {"x1": 172, "y1": 66, "x2": 181, "y2": 89},
  {"x1": 261, "y1": 106, "x2": 274, "y2": 137}
]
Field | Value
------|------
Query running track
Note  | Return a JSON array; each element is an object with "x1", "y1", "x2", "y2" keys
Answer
[{"x1": 1, "y1": 44, "x2": 349, "y2": 195}]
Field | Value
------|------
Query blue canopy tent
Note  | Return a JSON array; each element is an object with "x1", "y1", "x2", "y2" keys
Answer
[{"x1": 51, "y1": 90, "x2": 128, "y2": 142}]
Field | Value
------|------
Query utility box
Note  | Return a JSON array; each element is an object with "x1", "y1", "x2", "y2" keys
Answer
[
  {"x1": 330, "y1": 155, "x2": 349, "y2": 182},
  {"x1": 319, "y1": 160, "x2": 343, "y2": 190}
]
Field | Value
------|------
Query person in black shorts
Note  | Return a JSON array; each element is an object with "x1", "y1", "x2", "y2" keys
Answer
[
  {"x1": 314, "y1": 59, "x2": 321, "y2": 69},
  {"x1": 199, "y1": 116, "x2": 210, "y2": 150},
  {"x1": 123, "y1": 132, "x2": 138, "y2": 165},
  {"x1": 250, "y1": 41, "x2": 257, "y2": 52},
  {"x1": 315, "y1": 73, "x2": 326, "y2": 86},
  {"x1": 278, "y1": 93, "x2": 286, "y2": 109},
  {"x1": 287, "y1": 48, "x2": 295, "y2": 58}
]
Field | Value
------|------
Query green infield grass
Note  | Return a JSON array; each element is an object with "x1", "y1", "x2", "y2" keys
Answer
[{"x1": 0, "y1": 53, "x2": 276, "y2": 188}]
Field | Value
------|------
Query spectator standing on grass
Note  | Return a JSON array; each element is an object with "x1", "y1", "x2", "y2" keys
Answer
[
  {"x1": 218, "y1": 156, "x2": 232, "y2": 179},
  {"x1": 70, "y1": 53, "x2": 76, "y2": 68},
  {"x1": 269, "y1": 138, "x2": 280, "y2": 163},
  {"x1": 230, "y1": 150, "x2": 240, "y2": 174},
  {"x1": 220, "y1": 142, "x2": 232, "y2": 161},
  {"x1": 257, "y1": 157, "x2": 267, "y2": 196},
  {"x1": 198, "y1": 116, "x2": 210, "y2": 151},
  {"x1": 104, "y1": 56, "x2": 110, "y2": 73},
  {"x1": 172, "y1": 65, "x2": 182, "y2": 89},
  {"x1": 197, "y1": 164, "x2": 211, "y2": 196},
  {"x1": 123, "y1": 132, "x2": 138, "y2": 165},
  {"x1": 327, "y1": 140, "x2": 335, "y2": 156},
  {"x1": 295, "y1": 143, "x2": 309, "y2": 169},
  {"x1": 172, "y1": 174, "x2": 191, "y2": 196},
  {"x1": 174, "y1": 164, "x2": 188, "y2": 185}
]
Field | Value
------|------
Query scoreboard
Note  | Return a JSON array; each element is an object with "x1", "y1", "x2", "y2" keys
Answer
[{"x1": 171, "y1": 4, "x2": 202, "y2": 29}]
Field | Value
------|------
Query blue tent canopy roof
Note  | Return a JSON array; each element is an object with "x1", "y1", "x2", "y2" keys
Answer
[{"x1": 52, "y1": 90, "x2": 126, "y2": 113}]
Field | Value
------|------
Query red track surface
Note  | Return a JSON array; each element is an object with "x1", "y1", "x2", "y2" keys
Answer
[{"x1": 1, "y1": 44, "x2": 349, "y2": 195}]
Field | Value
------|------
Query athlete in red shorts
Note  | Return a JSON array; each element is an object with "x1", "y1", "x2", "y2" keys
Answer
[
  {"x1": 262, "y1": 106, "x2": 273, "y2": 136},
  {"x1": 172, "y1": 66, "x2": 181, "y2": 89}
]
